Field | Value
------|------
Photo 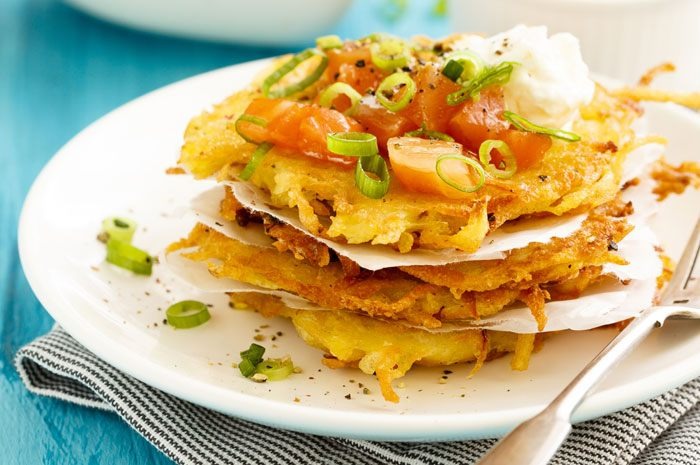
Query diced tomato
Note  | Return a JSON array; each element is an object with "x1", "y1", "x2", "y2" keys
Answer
[
  {"x1": 400, "y1": 64, "x2": 463, "y2": 133},
  {"x1": 500, "y1": 130, "x2": 552, "y2": 170},
  {"x1": 447, "y1": 88, "x2": 508, "y2": 153},
  {"x1": 325, "y1": 45, "x2": 385, "y2": 94},
  {"x1": 387, "y1": 137, "x2": 478, "y2": 199},
  {"x1": 448, "y1": 88, "x2": 551, "y2": 170},
  {"x1": 352, "y1": 101, "x2": 418, "y2": 151},
  {"x1": 240, "y1": 98, "x2": 363, "y2": 166}
]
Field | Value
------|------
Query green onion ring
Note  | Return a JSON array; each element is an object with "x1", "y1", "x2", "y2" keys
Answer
[
  {"x1": 370, "y1": 39, "x2": 410, "y2": 71},
  {"x1": 327, "y1": 132, "x2": 378, "y2": 157},
  {"x1": 105, "y1": 239, "x2": 153, "y2": 275},
  {"x1": 235, "y1": 114, "x2": 268, "y2": 144},
  {"x1": 478, "y1": 139, "x2": 517, "y2": 179},
  {"x1": 240, "y1": 142, "x2": 273, "y2": 181},
  {"x1": 319, "y1": 82, "x2": 362, "y2": 115},
  {"x1": 355, "y1": 155, "x2": 390, "y2": 199},
  {"x1": 101, "y1": 217, "x2": 136, "y2": 243},
  {"x1": 441, "y1": 59, "x2": 464, "y2": 82},
  {"x1": 502, "y1": 111, "x2": 581, "y2": 142},
  {"x1": 376, "y1": 72, "x2": 416, "y2": 112},
  {"x1": 435, "y1": 154, "x2": 486, "y2": 193},
  {"x1": 166, "y1": 300, "x2": 211, "y2": 329},
  {"x1": 444, "y1": 50, "x2": 485, "y2": 83},
  {"x1": 447, "y1": 61, "x2": 517, "y2": 106},
  {"x1": 262, "y1": 49, "x2": 329, "y2": 99},
  {"x1": 255, "y1": 358, "x2": 294, "y2": 381},
  {"x1": 316, "y1": 35, "x2": 343, "y2": 50},
  {"x1": 404, "y1": 126, "x2": 454, "y2": 141}
]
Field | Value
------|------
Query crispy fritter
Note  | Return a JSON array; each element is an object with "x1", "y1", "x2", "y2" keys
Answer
[
  {"x1": 402, "y1": 199, "x2": 632, "y2": 295},
  {"x1": 169, "y1": 223, "x2": 610, "y2": 330},
  {"x1": 229, "y1": 292, "x2": 539, "y2": 402},
  {"x1": 180, "y1": 82, "x2": 643, "y2": 252},
  {"x1": 651, "y1": 158, "x2": 700, "y2": 201}
]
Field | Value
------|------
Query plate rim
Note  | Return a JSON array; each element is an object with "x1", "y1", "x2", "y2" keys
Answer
[{"x1": 17, "y1": 59, "x2": 700, "y2": 441}]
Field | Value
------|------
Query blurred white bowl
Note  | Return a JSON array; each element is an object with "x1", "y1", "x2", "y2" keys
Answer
[
  {"x1": 450, "y1": 0, "x2": 700, "y2": 91},
  {"x1": 65, "y1": 0, "x2": 352, "y2": 46}
]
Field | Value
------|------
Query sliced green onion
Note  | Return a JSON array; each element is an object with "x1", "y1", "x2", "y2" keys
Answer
[
  {"x1": 355, "y1": 155, "x2": 390, "y2": 199},
  {"x1": 502, "y1": 111, "x2": 582, "y2": 142},
  {"x1": 316, "y1": 34, "x2": 343, "y2": 50},
  {"x1": 241, "y1": 343, "x2": 266, "y2": 364},
  {"x1": 235, "y1": 114, "x2": 268, "y2": 144},
  {"x1": 435, "y1": 154, "x2": 486, "y2": 193},
  {"x1": 404, "y1": 126, "x2": 454, "y2": 142},
  {"x1": 327, "y1": 132, "x2": 378, "y2": 157},
  {"x1": 370, "y1": 39, "x2": 410, "y2": 71},
  {"x1": 105, "y1": 239, "x2": 153, "y2": 275},
  {"x1": 319, "y1": 82, "x2": 362, "y2": 115},
  {"x1": 376, "y1": 72, "x2": 416, "y2": 112},
  {"x1": 262, "y1": 49, "x2": 328, "y2": 99},
  {"x1": 447, "y1": 61, "x2": 517, "y2": 106},
  {"x1": 101, "y1": 217, "x2": 136, "y2": 243},
  {"x1": 478, "y1": 140, "x2": 517, "y2": 179},
  {"x1": 441, "y1": 60, "x2": 464, "y2": 82},
  {"x1": 240, "y1": 142, "x2": 273, "y2": 181},
  {"x1": 255, "y1": 357, "x2": 294, "y2": 381},
  {"x1": 444, "y1": 50, "x2": 485, "y2": 83},
  {"x1": 238, "y1": 359, "x2": 257, "y2": 377},
  {"x1": 166, "y1": 300, "x2": 211, "y2": 329}
]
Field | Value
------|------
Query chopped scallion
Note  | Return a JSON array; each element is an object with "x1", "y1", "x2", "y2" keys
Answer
[
  {"x1": 327, "y1": 132, "x2": 378, "y2": 157},
  {"x1": 105, "y1": 239, "x2": 153, "y2": 275},
  {"x1": 404, "y1": 126, "x2": 454, "y2": 142},
  {"x1": 443, "y1": 50, "x2": 485, "y2": 84},
  {"x1": 240, "y1": 142, "x2": 273, "y2": 181},
  {"x1": 446, "y1": 61, "x2": 517, "y2": 106},
  {"x1": 235, "y1": 114, "x2": 268, "y2": 144},
  {"x1": 239, "y1": 343, "x2": 266, "y2": 378},
  {"x1": 370, "y1": 39, "x2": 410, "y2": 71},
  {"x1": 319, "y1": 82, "x2": 362, "y2": 115},
  {"x1": 166, "y1": 300, "x2": 211, "y2": 329},
  {"x1": 376, "y1": 72, "x2": 416, "y2": 112},
  {"x1": 101, "y1": 217, "x2": 137, "y2": 243},
  {"x1": 262, "y1": 49, "x2": 328, "y2": 99},
  {"x1": 355, "y1": 155, "x2": 390, "y2": 199},
  {"x1": 255, "y1": 358, "x2": 294, "y2": 381},
  {"x1": 316, "y1": 35, "x2": 343, "y2": 50},
  {"x1": 478, "y1": 139, "x2": 517, "y2": 179},
  {"x1": 502, "y1": 111, "x2": 581, "y2": 142},
  {"x1": 435, "y1": 154, "x2": 486, "y2": 193}
]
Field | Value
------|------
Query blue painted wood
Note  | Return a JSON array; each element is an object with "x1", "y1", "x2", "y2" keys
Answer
[{"x1": 0, "y1": 0, "x2": 446, "y2": 463}]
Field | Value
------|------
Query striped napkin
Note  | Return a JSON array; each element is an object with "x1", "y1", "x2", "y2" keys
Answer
[{"x1": 15, "y1": 326, "x2": 700, "y2": 465}]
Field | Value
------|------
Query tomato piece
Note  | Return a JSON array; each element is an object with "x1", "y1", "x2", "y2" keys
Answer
[
  {"x1": 500, "y1": 130, "x2": 552, "y2": 170},
  {"x1": 352, "y1": 102, "x2": 418, "y2": 152},
  {"x1": 326, "y1": 45, "x2": 384, "y2": 94},
  {"x1": 298, "y1": 107, "x2": 364, "y2": 165},
  {"x1": 401, "y1": 64, "x2": 463, "y2": 132},
  {"x1": 387, "y1": 137, "x2": 477, "y2": 199},
  {"x1": 447, "y1": 88, "x2": 508, "y2": 153}
]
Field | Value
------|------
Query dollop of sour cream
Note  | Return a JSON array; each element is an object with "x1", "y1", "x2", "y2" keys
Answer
[{"x1": 451, "y1": 25, "x2": 595, "y2": 129}]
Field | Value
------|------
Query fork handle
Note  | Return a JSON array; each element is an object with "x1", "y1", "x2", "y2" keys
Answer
[{"x1": 476, "y1": 305, "x2": 682, "y2": 465}]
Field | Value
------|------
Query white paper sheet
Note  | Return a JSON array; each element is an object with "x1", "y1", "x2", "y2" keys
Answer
[{"x1": 212, "y1": 142, "x2": 664, "y2": 270}]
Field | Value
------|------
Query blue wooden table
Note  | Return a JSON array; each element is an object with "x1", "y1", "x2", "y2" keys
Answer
[{"x1": 0, "y1": 1, "x2": 446, "y2": 463}]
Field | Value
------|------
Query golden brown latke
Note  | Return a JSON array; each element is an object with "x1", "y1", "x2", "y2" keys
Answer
[
  {"x1": 180, "y1": 76, "x2": 644, "y2": 253},
  {"x1": 229, "y1": 292, "x2": 540, "y2": 403},
  {"x1": 169, "y1": 222, "x2": 617, "y2": 330},
  {"x1": 651, "y1": 158, "x2": 700, "y2": 201}
]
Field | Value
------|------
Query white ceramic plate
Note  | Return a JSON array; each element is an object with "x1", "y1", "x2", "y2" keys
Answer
[
  {"x1": 19, "y1": 59, "x2": 700, "y2": 441},
  {"x1": 64, "y1": 0, "x2": 352, "y2": 46}
]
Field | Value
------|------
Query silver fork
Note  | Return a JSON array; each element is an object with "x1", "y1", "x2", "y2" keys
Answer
[{"x1": 476, "y1": 218, "x2": 700, "y2": 465}]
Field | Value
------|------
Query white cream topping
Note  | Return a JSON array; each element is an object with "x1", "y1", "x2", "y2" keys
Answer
[{"x1": 451, "y1": 25, "x2": 595, "y2": 129}]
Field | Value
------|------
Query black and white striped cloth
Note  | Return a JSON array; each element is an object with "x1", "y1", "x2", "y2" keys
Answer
[{"x1": 14, "y1": 326, "x2": 700, "y2": 465}]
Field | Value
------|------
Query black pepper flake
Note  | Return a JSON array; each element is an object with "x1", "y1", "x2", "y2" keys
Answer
[
  {"x1": 487, "y1": 213, "x2": 496, "y2": 223},
  {"x1": 428, "y1": 83, "x2": 436, "y2": 90},
  {"x1": 333, "y1": 72, "x2": 340, "y2": 80},
  {"x1": 608, "y1": 240, "x2": 619, "y2": 251},
  {"x1": 495, "y1": 50, "x2": 503, "y2": 56},
  {"x1": 443, "y1": 370, "x2": 453, "y2": 375},
  {"x1": 344, "y1": 394, "x2": 352, "y2": 400},
  {"x1": 162, "y1": 319, "x2": 167, "y2": 325},
  {"x1": 355, "y1": 59, "x2": 366, "y2": 68},
  {"x1": 401, "y1": 66, "x2": 411, "y2": 73},
  {"x1": 538, "y1": 175, "x2": 549, "y2": 182},
  {"x1": 276, "y1": 331, "x2": 283, "y2": 337}
]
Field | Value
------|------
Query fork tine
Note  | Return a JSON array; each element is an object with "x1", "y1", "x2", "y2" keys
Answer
[{"x1": 661, "y1": 218, "x2": 700, "y2": 305}]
